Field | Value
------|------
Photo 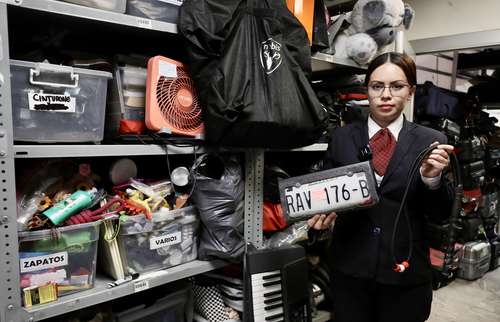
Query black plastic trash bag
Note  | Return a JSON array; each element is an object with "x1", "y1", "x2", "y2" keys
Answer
[
  {"x1": 179, "y1": 0, "x2": 327, "y2": 148},
  {"x1": 190, "y1": 154, "x2": 245, "y2": 262}
]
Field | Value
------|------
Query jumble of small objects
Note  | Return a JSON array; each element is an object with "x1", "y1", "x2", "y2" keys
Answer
[{"x1": 16, "y1": 159, "x2": 194, "y2": 307}]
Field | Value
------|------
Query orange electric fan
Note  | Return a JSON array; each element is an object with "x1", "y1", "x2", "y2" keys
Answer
[{"x1": 146, "y1": 56, "x2": 204, "y2": 137}]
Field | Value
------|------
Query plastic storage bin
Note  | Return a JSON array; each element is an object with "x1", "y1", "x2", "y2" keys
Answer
[
  {"x1": 116, "y1": 206, "x2": 199, "y2": 275},
  {"x1": 18, "y1": 221, "x2": 100, "y2": 306},
  {"x1": 126, "y1": 0, "x2": 181, "y2": 23},
  {"x1": 58, "y1": 0, "x2": 126, "y2": 13},
  {"x1": 10, "y1": 60, "x2": 112, "y2": 143},
  {"x1": 106, "y1": 65, "x2": 147, "y2": 137},
  {"x1": 457, "y1": 241, "x2": 491, "y2": 280},
  {"x1": 114, "y1": 283, "x2": 193, "y2": 322}
]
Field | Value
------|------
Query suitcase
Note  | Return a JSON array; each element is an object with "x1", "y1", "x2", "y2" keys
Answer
[
  {"x1": 463, "y1": 188, "x2": 481, "y2": 214},
  {"x1": 457, "y1": 137, "x2": 485, "y2": 163},
  {"x1": 461, "y1": 161, "x2": 486, "y2": 190},
  {"x1": 489, "y1": 238, "x2": 500, "y2": 271},
  {"x1": 486, "y1": 146, "x2": 500, "y2": 169},
  {"x1": 460, "y1": 213, "x2": 484, "y2": 242},
  {"x1": 483, "y1": 216, "x2": 499, "y2": 240},
  {"x1": 457, "y1": 241, "x2": 491, "y2": 280},
  {"x1": 479, "y1": 190, "x2": 499, "y2": 219},
  {"x1": 429, "y1": 246, "x2": 463, "y2": 290}
]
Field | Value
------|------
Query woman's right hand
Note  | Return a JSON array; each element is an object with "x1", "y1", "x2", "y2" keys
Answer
[{"x1": 307, "y1": 212, "x2": 337, "y2": 230}]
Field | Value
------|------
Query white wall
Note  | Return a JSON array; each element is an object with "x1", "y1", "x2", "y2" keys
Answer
[{"x1": 406, "y1": 0, "x2": 500, "y2": 41}]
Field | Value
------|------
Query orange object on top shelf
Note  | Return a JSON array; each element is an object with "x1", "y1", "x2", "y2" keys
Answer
[{"x1": 286, "y1": 0, "x2": 315, "y2": 44}]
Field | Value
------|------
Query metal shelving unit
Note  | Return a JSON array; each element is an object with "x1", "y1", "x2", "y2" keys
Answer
[
  {"x1": 13, "y1": 143, "x2": 328, "y2": 158},
  {"x1": 7, "y1": 260, "x2": 225, "y2": 321},
  {"x1": 13, "y1": 144, "x2": 201, "y2": 158},
  {"x1": 312, "y1": 52, "x2": 367, "y2": 73},
  {"x1": 2, "y1": 0, "x2": 177, "y2": 33},
  {"x1": 0, "y1": 1, "x2": 359, "y2": 321}
]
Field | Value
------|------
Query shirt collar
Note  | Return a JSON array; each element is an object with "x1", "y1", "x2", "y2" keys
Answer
[{"x1": 368, "y1": 113, "x2": 404, "y2": 140}]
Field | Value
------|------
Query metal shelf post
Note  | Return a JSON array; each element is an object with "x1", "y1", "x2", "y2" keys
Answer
[
  {"x1": 0, "y1": 3, "x2": 24, "y2": 322},
  {"x1": 244, "y1": 149, "x2": 264, "y2": 249}
]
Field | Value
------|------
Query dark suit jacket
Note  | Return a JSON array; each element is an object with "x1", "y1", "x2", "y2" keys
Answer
[{"x1": 324, "y1": 118, "x2": 453, "y2": 285}]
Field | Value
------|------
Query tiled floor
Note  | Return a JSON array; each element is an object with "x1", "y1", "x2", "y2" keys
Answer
[{"x1": 428, "y1": 268, "x2": 500, "y2": 322}]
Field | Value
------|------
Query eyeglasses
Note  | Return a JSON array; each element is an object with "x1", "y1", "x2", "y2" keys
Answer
[{"x1": 367, "y1": 82, "x2": 412, "y2": 97}]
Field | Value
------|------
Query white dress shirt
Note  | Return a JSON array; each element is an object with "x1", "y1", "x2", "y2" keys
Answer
[{"x1": 368, "y1": 114, "x2": 441, "y2": 189}]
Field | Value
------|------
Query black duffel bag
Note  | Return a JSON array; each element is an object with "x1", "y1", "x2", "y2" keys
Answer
[{"x1": 179, "y1": 0, "x2": 327, "y2": 148}]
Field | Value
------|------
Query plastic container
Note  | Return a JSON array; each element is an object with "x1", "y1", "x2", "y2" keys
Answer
[
  {"x1": 18, "y1": 221, "x2": 100, "y2": 305},
  {"x1": 114, "y1": 283, "x2": 193, "y2": 322},
  {"x1": 126, "y1": 0, "x2": 181, "y2": 23},
  {"x1": 10, "y1": 60, "x2": 112, "y2": 143},
  {"x1": 106, "y1": 65, "x2": 147, "y2": 137},
  {"x1": 58, "y1": 0, "x2": 126, "y2": 13},
  {"x1": 114, "y1": 206, "x2": 199, "y2": 275},
  {"x1": 457, "y1": 241, "x2": 491, "y2": 280}
]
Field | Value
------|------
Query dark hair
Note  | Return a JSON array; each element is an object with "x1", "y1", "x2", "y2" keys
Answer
[{"x1": 364, "y1": 52, "x2": 417, "y2": 86}]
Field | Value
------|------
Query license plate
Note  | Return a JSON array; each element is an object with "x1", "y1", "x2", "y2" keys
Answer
[{"x1": 279, "y1": 161, "x2": 379, "y2": 222}]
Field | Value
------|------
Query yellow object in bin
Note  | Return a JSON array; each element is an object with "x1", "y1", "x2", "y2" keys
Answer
[
  {"x1": 286, "y1": 0, "x2": 315, "y2": 44},
  {"x1": 99, "y1": 217, "x2": 126, "y2": 280},
  {"x1": 23, "y1": 283, "x2": 58, "y2": 308}
]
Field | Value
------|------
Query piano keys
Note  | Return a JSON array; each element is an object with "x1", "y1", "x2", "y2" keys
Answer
[{"x1": 245, "y1": 245, "x2": 311, "y2": 322}]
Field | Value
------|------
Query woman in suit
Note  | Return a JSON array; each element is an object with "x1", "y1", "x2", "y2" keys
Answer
[{"x1": 308, "y1": 52, "x2": 454, "y2": 322}]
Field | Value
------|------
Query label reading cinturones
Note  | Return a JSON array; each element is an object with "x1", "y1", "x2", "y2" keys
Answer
[
  {"x1": 28, "y1": 92, "x2": 76, "y2": 113},
  {"x1": 150, "y1": 232, "x2": 182, "y2": 250},
  {"x1": 20, "y1": 252, "x2": 69, "y2": 273}
]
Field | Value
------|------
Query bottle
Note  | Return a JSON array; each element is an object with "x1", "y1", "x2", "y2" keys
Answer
[{"x1": 43, "y1": 188, "x2": 97, "y2": 225}]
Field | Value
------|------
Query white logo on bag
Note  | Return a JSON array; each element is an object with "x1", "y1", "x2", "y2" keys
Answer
[{"x1": 260, "y1": 38, "x2": 282, "y2": 74}]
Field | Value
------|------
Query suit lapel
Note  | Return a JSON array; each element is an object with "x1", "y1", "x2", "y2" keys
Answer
[
  {"x1": 352, "y1": 121, "x2": 369, "y2": 153},
  {"x1": 380, "y1": 119, "x2": 417, "y2": 188}
]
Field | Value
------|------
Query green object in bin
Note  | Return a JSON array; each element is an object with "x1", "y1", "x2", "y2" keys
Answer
[
  {"x1": 42, "y1": 189, "x2": 96, "y2": 225},
  {"x1": 30, "y1": 231, "x2": 93, "y2": 253}
]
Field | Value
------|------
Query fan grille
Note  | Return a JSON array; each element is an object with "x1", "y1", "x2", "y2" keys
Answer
[{"x1": 156, "y1": 66, "x2": 203, "y2": 133}]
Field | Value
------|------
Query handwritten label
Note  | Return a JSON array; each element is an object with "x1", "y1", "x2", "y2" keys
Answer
[
  {"x1": 20, "y1": 252, "x2": 68, "y2": 273},
  {"x1": 28, "y1": 92, "x2": 76, "y2": 113},
  {"x1": 150, "y1": 232, "x2": 182, "y2": 250},
  {"x1": 136, "y1": 17, "x2": 153, "y2": 29},
  {"x1": 134, "y1": 280, "x2": 150, "y2": 293}
]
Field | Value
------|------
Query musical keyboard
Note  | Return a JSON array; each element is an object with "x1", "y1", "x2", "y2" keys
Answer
[{"x1": 245, "y1": 245, "x2": 311, "y2": 322}]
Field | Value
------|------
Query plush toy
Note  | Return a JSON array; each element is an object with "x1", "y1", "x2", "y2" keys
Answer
[{"x1": 333, "y1": 0, "x2": 414, "y2": 65}]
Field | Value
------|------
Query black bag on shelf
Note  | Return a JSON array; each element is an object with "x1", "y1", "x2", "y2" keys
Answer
[
  {"x1": 311, "y1": 0, "x2": 329, "y2": 52},
  {"x1": 459, "y1": 213, "x2": 484, "y2": 242},
  {"x1": 179, "y1": 0, "x2": 327, "y2": 148},
  {"x1": 461, "y1": 161, "x2": 486, "y2": 190},
  {"x1": 456, "y1": 137, "x2": 485, "y2": 163},
  {"x1": 190, "y1": 154, "x2": 245, "y2": 262},
  {"x1": 414, "y1": 82, "x2": 462, "y2": 121}
]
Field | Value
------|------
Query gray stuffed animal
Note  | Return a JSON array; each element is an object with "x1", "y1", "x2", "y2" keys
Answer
[{"x1": 333, "y1": 0, "x2": 414, "y2": 65}]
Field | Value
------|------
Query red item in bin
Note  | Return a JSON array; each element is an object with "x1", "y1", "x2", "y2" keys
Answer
[{"x1": 120, "y1": 119, "x2": 146, "y2": 135}]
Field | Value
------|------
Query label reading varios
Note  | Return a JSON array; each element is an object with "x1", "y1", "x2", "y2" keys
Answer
[
  {"x1": 150, "y1": 232, "x2": 182, "y2": 250},
  {"x1": 28, "y1": 92, "x2": 76, "y2": 113},
  {"x1": 20, "y1": 252, "x2": 69, "y2": 273}
]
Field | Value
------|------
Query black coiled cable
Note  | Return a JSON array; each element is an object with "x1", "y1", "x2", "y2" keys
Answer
[{"x1": 391, "y1": 145, "x2": 461, "y2": 273}]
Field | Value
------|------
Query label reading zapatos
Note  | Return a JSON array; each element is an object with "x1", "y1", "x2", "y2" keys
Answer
[
  {"x1": 28, "y1": 92, "x2": 76, "y2": 113},
  {"x1": 20, "y1": 252, "x2": 69, "y2": 273},
  {"x1": 150, "y1": 232, "x2": 182, "y2": 250}
]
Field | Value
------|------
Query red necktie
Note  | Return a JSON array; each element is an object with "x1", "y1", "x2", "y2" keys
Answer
[{"x1": 370, "y1": 128, "x2": 396, "y2": 176}]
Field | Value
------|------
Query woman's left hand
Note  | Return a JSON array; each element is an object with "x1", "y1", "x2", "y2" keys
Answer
[{"x1": 420, "y1": 142, "x2": 455, "y2": 178}]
